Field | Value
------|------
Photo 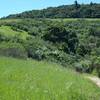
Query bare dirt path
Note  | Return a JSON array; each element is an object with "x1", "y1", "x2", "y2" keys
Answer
[{"x1": 87, "y1": 76, "x2": 100, "y2": 87}]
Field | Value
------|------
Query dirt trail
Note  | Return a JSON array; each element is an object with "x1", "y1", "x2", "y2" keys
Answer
[{"x1": 87, "y1": 76, "x2": 100, "y2": 87}]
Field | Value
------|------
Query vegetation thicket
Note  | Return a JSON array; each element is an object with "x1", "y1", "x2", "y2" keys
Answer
[{"x1": 0, "y1": 18, "x2": 100, "y2": 76}]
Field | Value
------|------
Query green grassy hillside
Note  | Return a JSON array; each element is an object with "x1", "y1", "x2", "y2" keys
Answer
[
  {"x1": 0, "y1": 25, "x2": 28, "y2": 39},
  {"x1": 0, "y1": 57, "x2": 100, "y2": 100}
]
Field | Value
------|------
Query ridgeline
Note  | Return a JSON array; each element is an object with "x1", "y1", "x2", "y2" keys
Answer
[{"x1": 5, "y1": 2, "x2": 100, "y2": 19}]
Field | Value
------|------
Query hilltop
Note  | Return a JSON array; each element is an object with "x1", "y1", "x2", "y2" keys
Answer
[{"x1": 4, "y1": 3, "x2": 100, "y2": 19}]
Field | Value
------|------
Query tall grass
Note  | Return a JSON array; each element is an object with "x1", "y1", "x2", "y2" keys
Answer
[
  {"x1": 0, "y1": 26, "x2": 28, "y2": 39},
  {"x1": 0, "y1": 57, "x2": 100, "y2": 100}
]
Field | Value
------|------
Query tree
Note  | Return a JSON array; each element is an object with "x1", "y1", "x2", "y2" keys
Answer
[
  {"x1": 74, "y1": 0, "x2": 80, "y2": 9},
  {"x1": 68, "y1": 31, "x2": 79, "y2": 53},
  {"x1": 44, "y1": 24, "x2": 79, "y2": 53},
  {"x1": 44, "y1": 24, "x2": 69, "y2": 43},
  {"x1": 90, "y1": 1, "x2": 94, "y2": 6}
]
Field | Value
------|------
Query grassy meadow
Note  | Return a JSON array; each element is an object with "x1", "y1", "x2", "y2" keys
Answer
[
  {"x1": 0, "y1": 57, "x2": 100, "y2": 100},
  {"x1": 0, "y1": 25, "x2": 29, "y2": 40}
]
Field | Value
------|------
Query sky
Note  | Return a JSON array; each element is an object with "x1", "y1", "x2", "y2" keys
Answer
[{"x1": 0, "y1": 0, "x2": 100, "y2": 17}]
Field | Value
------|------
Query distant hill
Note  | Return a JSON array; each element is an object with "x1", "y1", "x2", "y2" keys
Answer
[{"x1": 5, "y1": 3, "x2": 100, "y2": 19}]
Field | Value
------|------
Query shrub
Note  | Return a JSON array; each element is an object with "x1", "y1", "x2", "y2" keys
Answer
[
  {"x1": 77, "y1": 44, "x2": 91, "y2": 56},
  {"x1": 25, "y1": 37, "x2": 76, "y2": 65},
  {"x1": 89, "y1": 27, "x2": 100, "y2": 37},
  {"x1": 44, "y1": 24, "x2": 69, "y2": 43},
  {"x1": 44, "y1": 24, "x2": 79, "y2": 53},
  {"x1": 90, "y1": 56, "x2": 100, "y2": 77},
  {"x1": 0, "y1": 33, "x2": 8, "y2": 42},
  {"x1": 25, "y1": 38, "x2": 47, "y2": 60},
  {"x1": 75, "y1": 60, "x2": 91, "y2": 73}
]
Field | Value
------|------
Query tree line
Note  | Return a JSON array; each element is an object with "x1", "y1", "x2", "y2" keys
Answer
[{"x1": 4, "y1": 1, "x2": 100, "y2": 19}]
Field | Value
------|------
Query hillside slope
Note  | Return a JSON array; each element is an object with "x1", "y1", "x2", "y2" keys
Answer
[
  {"x1": 0, "y1": 25, "x2": 28, "y2": 40},
  {"x1": 0, "y1": 18, "x2": 100, "y2": 72},
  {"x1": 0, "y1": 57, "x2": 100, "y2": 100}
]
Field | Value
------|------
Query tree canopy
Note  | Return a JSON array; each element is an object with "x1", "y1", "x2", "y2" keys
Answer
[{"x1": 5, "y1": 2, "x2": 100, "y2": 19}]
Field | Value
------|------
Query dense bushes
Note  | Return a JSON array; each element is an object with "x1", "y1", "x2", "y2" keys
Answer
[
  {"x1": 24, "y1": 38, "x2": 47, "y2": 60},
  {"x1": 90, "y1": 56, "x2": 100, "y2": 77},
  {"x1": 75, "y1": 55, "x2": 100, "y2": 78},
  {"x1": 24, "y1": 36, "x2": 76, "y2": 65},
  {"x1": 44, "y1": 24, "x2": 69, "y2": 43},
  {"x1": 0, "y1": 18, "x2": 99, "y2": 76},
  {"x1": 75, "y1": 60, "x2": 92, "y2": 73},
  {"x1": 89, "y1": 27, "x2": 100, "y2": 37},
  {"x1": 44, "y1": 24, "x2": 79, "y2": 53}
]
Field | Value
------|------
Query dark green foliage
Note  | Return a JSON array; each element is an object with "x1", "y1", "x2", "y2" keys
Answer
[
  {"x1": 44, "y1": 24, "x2": 69, "y2": 43},
  {"x1": 68, "y1": 31, "x2": 78, "y2": 53},
  {"x1": 75, "y1": 60, "x2": 91, "y2": 73},
  {"x1": 90, "y1": 56, "x2": 100, "y2": 77},
  {"x1": 74, "y1": 0, "x2": 80, "y2": 9},
  {"x1": 25, "y1": 37, "x2": 47, "y2": 60},
  {"x1": 5, "y1": 3, "x2": 100, "y2": 19},
  {"x1": 89, "y1": 27, "x2": 100, "y2": 37},
  {"x1": 44, "y1": 24, "x2": 78, "y2": 53},
  {"x1": 77, "y1": 44, "x2": 91, "y2": 56},
  {"x1": 0, "y1": 18, "x2": 100, "y2": 74}
]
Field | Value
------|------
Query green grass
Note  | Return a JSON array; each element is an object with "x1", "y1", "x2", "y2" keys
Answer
[
  {"x1": 1, "y1": 18, "x2": 100, "y2": 23},
  {"x1": 47, "y1": 18, "x2": 100, "y2": 22},
  {"x1": 0, "y1": 19, "x2": 21, "y2": 23},
  {"x1": 0, "y1": 26, "x2": 29, "y2": 39},
  {"x1": 0, "y1": 57, "x2": 100, "y2": 100}
]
